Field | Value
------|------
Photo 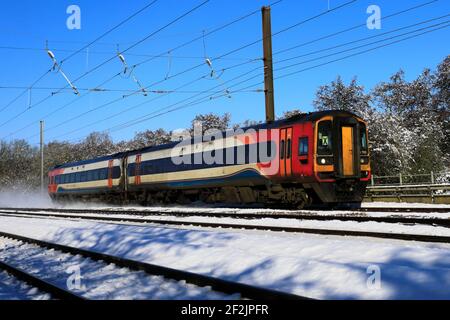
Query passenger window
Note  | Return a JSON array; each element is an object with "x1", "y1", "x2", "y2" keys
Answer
[
  {"x1": 298, "y1": 137, "x2": 308, "y2": 156},
  {"x1": 286, "y1": 139, "x2": 291, "y2": 159}
]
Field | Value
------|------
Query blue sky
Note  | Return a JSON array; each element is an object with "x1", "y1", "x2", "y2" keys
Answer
[{"x1": 0, "y1": 0, "x2": 448, "y2": 146}]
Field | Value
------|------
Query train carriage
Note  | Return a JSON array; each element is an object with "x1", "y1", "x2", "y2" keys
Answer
[{"x1": 48, "y1": 110, "x2": 371, "y2": 208}]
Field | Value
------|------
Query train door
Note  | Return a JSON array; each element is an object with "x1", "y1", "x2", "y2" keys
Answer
[
  {"x1": 341, "y1": 126, "x2": 355, "y2": 176},
  {"x1": 279, "y1": 127, "x2": 293, "y2": 177},
  {"x1": 135, "y1": 154, "x2": 142, "y2": 185},
  {"x1": 108, "y1": 160, "x2": 114, "y2": 188}
]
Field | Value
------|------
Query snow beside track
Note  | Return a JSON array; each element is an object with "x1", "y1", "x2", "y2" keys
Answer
[
  {"x1": 0, "y1": 239, "x2": 50, "y2": 300},
  {"x1": 0, "y1": 270, "x2": 50, "y2": 300},
  {"x1": 2, "y1": 210, "x2": 449, "y2": 237},
  {"x1": 0, "y1": 237, "x2": 234, "y2": 300},
  {"x1": 0, "y1": 215, "x2": 449, "y2": 299},
  {"x1": 43, "y1": 203, "x2": 450, "y2": 219}
]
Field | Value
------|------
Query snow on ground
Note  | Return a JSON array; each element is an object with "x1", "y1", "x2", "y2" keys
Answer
[
  {"x1": 0, "y1": 237, "x2": 235, "y2": 300},
  {"x1": 2, "y1": 210, "x2": 449, "y2": 237},
  {"x1": 0, "y1": 271, "x2": 50, "y2": 300},
  {"x1": 0, "y1": 240, "x2": 50, "y2": 300},
  {"x1": 35, "y1": 203, "x2": 450, "y2": 219},
  {"x1": 0, "y1": 215, "x2": 449, "y2": 299}
]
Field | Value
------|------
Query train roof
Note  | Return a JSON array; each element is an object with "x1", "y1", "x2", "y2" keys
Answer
[
  {"x1": 50, "y1": 152, "x2": 126, "y2": 170},
  {"x1": 49, "y1": 110, "x2": 359, "y2": 171}
]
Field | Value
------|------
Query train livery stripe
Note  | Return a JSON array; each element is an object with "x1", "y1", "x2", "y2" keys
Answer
[
  {"x1": 128, "y1": 163, "x2": 261, "y2": 185},
  {"x1": 56, "y1": 178, "x2": 121, "y2": 193}
]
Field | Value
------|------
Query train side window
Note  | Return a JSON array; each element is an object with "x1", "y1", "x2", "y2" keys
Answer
[
  {"x1": 280, "y1": 140, "x2": 285, "y2": 160},
  {"x1": 286, "y1": 139, "x2": 292, "y2": 159},
  {"x1": 360, "y1": 124, "x2": 368, "y2": 154},
  {"x1": 298, "y1": 137, "x2": 308, "y2": 156},
  {"x1": 70, "y1": 173, "x2": 75, "y2": 183},
  {"x1": 101, "y1": 168, "x2": 108, "y2": 180},
  {"x1": 113, "y1": 166, "x2": 121, "y2": 179}
]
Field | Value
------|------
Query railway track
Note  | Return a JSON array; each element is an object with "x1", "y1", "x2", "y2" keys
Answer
[
  {"x1": 0, "y1": 208, "x2": 449, "y2": 244},
  {"x1": 0, "y1": 231, "x2": 308, "y2": 300},
  {"x1": 0, "y1": 206, "x2": 449, "y2": 226},
  {"x1": 0, "y1": 258, "x2": 83, "y2": 300}
]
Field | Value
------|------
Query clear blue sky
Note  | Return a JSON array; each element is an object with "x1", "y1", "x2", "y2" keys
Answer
[{"x1": 0, "y1": 0, "x2": 448, "y2": 146}]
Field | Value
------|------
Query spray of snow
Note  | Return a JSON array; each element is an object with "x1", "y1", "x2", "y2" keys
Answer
[{"x1": 0, "y1": 189, "x2": 54, "y2": 208}]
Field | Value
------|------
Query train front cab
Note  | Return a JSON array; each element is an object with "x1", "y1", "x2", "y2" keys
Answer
[{"x1": 311, "y1": 113, "x2": 371, "y2": 205}]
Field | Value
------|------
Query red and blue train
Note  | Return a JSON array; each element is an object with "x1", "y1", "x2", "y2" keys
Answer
[{"x1": 48, "y1": 110, "x2": 371, "y2": 208}]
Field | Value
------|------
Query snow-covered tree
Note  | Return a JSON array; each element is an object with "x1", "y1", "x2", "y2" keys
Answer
[
  {"x1": 191, "y1": 112, "x2": 231, "y2": 135},
  {"x1": 127, "y1": 129, "x2": 172, "y2": 149},
  {"x1": 278, "y1": 109, "x2": 304, "y2": 120},
  {"x1": 313, "y1": 76, "x2": 374, "y2": 119},
  {"x1": 76, "y1": 132, "x2": 116, "y2": 159}
]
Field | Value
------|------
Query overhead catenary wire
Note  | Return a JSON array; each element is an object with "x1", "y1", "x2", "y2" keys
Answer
[
  {"x1": 6, "y1": 0, "x2": 442, "y2": 145},
  {"x1": 34, "y1": 0, "x2": 356, "y2": 141},
  {"x1": 1, "y1": 3, "x2": 275, "y2": 140},
  {"x1": 66, "y1": 20, "x2": 449, "y2": 140},
  {"x1": 0, "y1": 0, "x2": 160, "y2": 117},
  {"x1": 59, "y1": 0, "x2": 159, "y2": 64},
  {"x1": 41, "y1": 61, "x2": 263, "y2": 139},
  {"x1": 273, "y1": 0, "x2": 439, "y2": 56},
  {"x1": 0, "y1": 0, "x2": 210, "y2": 129},
  {"x1": 0, "y1": 68, "x2": 52, "y2": 114},
  {"x1": 47, "y1": 9, "x2": 448, "y2": 141}
]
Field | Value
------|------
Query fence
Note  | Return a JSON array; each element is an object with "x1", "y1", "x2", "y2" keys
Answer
[
  {"x1": 369, "y1": 171, "x2": 450, "y2": 186},
  {"x1": 365, "y1": 171, "x2": 450, "y2": 204}
]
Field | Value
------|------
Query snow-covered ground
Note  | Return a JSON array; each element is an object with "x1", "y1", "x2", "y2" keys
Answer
[
  {"x1": 1, "y1": 210, "x2": 449, "y2": 237},
  {"x1": 0, "y1": 215, "x2": 449, "y2": 299},
  {"x1": 0, "y1": 237, "x2": 235, "y2": 300},
  {"x1": 0, "y1": 270, "x2": 50, "y2": 300}
]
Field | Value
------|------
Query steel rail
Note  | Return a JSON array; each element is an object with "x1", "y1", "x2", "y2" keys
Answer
[
  {"x1": 0, "y1": 207, "x2": 449, "y2": 226},
  {"x1": 0, "y1": 259, "x2": 85, "y2": 300},
  {"x1": 0, "y1": 231, "x2": 309, "y2": 300},
  {"x1": 0, "y1": 209, "x2": 449, "y2": 244}
]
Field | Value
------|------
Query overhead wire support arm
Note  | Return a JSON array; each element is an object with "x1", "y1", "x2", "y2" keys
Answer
[
  {"x1": 46, "y1": 50, "x2": 80, "y2": 95},
  {"x1": 117, "y1": 53, "x2": 148, "y2": 96}
]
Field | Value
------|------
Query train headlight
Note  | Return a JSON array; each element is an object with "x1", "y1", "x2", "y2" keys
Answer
[
  {"x1": 360, "y1": 156, "x2": 369, "y2": 165},
  {"x1": 317, "y1": 157, "x2": 333, "y2": 165}
]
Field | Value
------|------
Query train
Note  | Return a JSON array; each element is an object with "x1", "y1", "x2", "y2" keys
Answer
[{"x1": 48, "y1": 110, "x2": 371, "y2": 209}]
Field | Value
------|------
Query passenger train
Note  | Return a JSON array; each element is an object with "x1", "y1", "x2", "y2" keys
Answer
[{"x1": 48, "y1": 110, "x2": 371, "y2": 208}]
